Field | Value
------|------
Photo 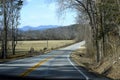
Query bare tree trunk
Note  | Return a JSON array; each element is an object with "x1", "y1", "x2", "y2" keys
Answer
[{"x1": 2, "y1": 0, "x2": 7, "y2": 59}]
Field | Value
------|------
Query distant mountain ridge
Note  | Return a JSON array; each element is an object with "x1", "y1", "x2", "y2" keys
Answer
[{"x1": 19, "y1": 25, "x2": 59, "y2": 31}]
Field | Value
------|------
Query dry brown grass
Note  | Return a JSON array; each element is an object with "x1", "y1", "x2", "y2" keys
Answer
[
  {"x1": 0, "y1": 40, "x2": 75, "y2": 62},
  {"x1": 71, "y1": 45, "x2": 120, "y2": 79},
  {"x1": 107, "y1": 61, "x2": 120, "y2": 79},
  {"x1": 15, "y1": 40, "x2": 75, "y2": 51},
  {"x1": 71, "y1": 47, "x2": 93, "y2": 67}
]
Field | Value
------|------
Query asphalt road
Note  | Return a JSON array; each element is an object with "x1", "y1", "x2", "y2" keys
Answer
[{"x1": 0, "y1": 41, "x2": 111, "y2": 80}]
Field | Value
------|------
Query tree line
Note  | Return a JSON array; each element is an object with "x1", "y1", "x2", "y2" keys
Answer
[
  {"x1": 55, "y1": 0, "x2": 120, "y2": 63},
  {"x1": 18, "y1": 24, "x2": 85, "y2": 41}
]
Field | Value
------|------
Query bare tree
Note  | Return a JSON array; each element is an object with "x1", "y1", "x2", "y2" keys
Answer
[
  {"x1": 0, "y1": 0, "x2": 23, "y2": 58},
  {"x1": 10, "y1": 0, "x2": 23, "y2": 55},
  {"x1": 56, "y1": 0, "x2": 100, "y2": 62},
  {"x1": 55, "y1": 0, "x2": 120, "y2": 63}
]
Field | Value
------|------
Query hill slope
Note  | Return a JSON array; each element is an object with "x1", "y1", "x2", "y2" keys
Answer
[{"x1": 19, "y1": 25, "x2": 59, "y2": 31}]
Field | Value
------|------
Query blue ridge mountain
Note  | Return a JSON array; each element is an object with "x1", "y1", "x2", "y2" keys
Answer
[{"x1": 19, "y1": 25, "x2": 59, "y2": 31}]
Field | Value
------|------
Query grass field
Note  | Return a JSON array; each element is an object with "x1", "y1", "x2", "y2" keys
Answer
[
  {"x1": 0, "y1": 40, "x2": 75, "y2": 61},
  {"x1": 15, "y1": 40, "x2": 75, "y2": 52}
]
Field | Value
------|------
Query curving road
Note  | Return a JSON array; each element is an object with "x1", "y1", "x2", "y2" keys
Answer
[{"x1": 0, "y1": 41, "x2": 111, "y2": 80}]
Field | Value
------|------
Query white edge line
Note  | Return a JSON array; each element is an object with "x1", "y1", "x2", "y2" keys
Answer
[{"x1": 68, "y1": 54, "x2": 89, "y2": 80}]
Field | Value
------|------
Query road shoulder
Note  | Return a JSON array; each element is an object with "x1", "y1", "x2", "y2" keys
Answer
[{"x1": 70, "y1": 45, "x2": 113, "y2": 79}]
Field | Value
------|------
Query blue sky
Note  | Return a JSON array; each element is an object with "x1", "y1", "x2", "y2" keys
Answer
[{"x1": 19, "y1": 0, "x2": 76, "y2": 28}]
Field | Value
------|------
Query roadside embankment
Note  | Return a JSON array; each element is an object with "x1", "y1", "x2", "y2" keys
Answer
[{"x1": 70, "y1": 45, "x2": 120, "y2": 79}]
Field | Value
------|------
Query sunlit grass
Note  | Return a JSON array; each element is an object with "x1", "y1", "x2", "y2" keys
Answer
[
  {"x1": 0, "y1": 40, "x2": 75, "y2": 61},
  {"x1": 16, "y1": 40, "x2": 75, "y2": 52}
]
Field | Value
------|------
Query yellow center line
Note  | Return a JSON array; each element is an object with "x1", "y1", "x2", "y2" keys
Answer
[{"x1": 20, "y1": 57, "x2": 53, "y2": 77}]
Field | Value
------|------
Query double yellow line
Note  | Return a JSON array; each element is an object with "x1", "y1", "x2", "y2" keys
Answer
[{"x1": 20, "y1": 57, "x2": 53, "y2": 77}]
